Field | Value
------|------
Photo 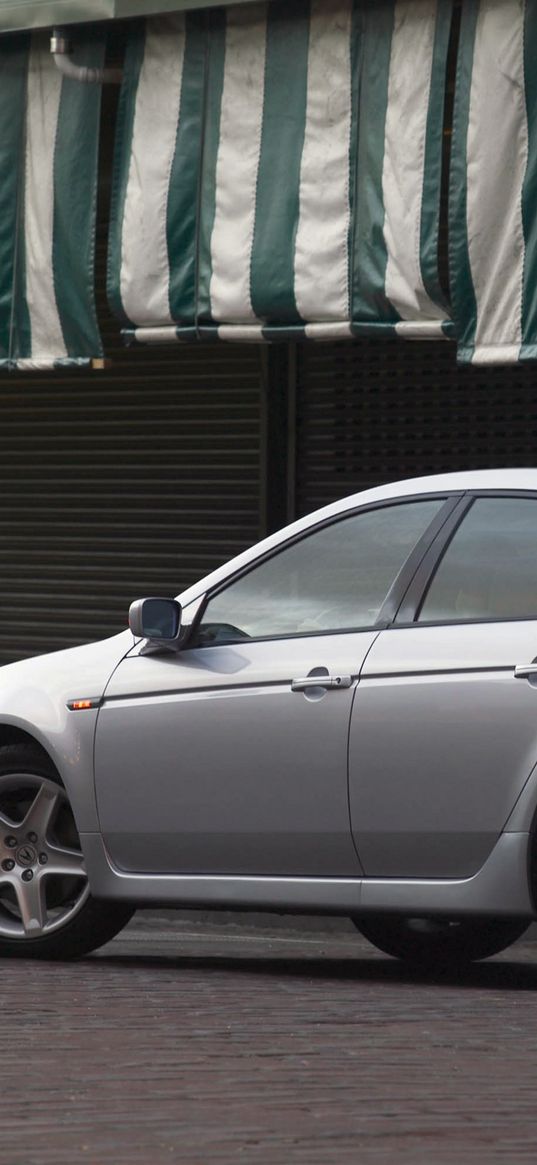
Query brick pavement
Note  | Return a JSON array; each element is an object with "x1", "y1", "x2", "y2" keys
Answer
[{"x1": 2, "y1": 912, "x2": 537, "y2": 1165}]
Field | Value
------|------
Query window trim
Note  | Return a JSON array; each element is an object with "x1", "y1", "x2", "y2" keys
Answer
[
  {"x1": 183, "y1": 492, "x2": 462, "y2": 650},
  {"x1": 393, "y1": 489, "x2": 537, "y2": 628}
]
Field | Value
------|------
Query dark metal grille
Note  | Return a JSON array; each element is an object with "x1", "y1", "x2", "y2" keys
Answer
[
  {"x1": 295, "y1": 340, "x2": 537, "y2": 516},
  {"x1": 0, "y1": 340, "x2": 262, "y2": 664}
]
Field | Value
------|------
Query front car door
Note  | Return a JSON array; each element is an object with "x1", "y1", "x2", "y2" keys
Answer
[
  {"x1": 349, "y1": 492, "x2": 537, "y2": 879},
  {"x1": 94, "y1": 496, "x2": 448, "y2": 876}
]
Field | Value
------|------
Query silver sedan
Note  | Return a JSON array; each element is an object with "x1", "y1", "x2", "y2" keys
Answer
[{"x1": 0, "y1": 468, "x2": 536, "y2": 967}]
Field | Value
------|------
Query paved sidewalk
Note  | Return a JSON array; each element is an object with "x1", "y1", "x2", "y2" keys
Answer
[{"x1": 2, "y1": 912, "x2": 537, "y2": 1165}]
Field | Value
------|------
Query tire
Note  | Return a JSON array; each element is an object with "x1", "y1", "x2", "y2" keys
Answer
[
  {"x1": 0, "y1": 743, "x2": 134, "y2": 959},
  {"x1": 352, "y1": 914, "x2": 530, "y2": 967}
]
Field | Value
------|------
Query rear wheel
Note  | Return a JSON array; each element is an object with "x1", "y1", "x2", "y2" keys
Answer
[
  {"x1": 352, "y1": 914, "x2": 530, "y2": 967},
  {"x1": 0, "y1": 744, "x2": 134, "y2": 958}
]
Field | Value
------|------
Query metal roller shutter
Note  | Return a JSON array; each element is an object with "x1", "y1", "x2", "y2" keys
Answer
[
  {"x1": 295, "y1": 340, "x2": 537, "y2": 517},
  {"x1": 0, "y1": 338, "x2": 262, "y2": 664}
]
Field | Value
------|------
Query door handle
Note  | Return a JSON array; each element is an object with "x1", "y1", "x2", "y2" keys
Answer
[
  {"x1": 514, "y1": 663, "x2": 537, "y2": 679},
  {"x1": 291, "y1": 674, "x2": 353, "y2": 692}
]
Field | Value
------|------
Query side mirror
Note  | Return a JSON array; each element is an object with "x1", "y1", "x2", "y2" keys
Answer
[{"x1": 129, "y1": 597, "x2": 182, "y2": 644}]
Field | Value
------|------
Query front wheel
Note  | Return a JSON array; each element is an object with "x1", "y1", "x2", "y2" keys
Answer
[
  {"x1": 0, "y1": 744, "x2": 134, "y2": 958},
  {"x1": 352, "y1": 914, "x2": 530, "y2": 967}
]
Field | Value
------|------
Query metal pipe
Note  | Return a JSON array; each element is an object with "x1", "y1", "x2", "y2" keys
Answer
[{"x1": 50, "y1": 29, "x2": 122, "y2": 84}]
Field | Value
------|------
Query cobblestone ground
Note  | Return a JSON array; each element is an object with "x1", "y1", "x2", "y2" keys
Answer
[{"x1": 3, "y1": 912, "x2": 537, "y2": 1165}]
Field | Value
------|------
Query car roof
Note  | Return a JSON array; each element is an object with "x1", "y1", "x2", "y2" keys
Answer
[{"x1": 177, "y1": 468, "x2": 537, "y2": 607}]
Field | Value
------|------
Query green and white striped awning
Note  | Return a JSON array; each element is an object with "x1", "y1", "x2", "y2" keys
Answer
[
  {"x1": 108, "y1": 0, "x2": 453, "y2": 347},
  {"x1": 450, "y1": 0, "x2": 537, "y2": 364},
  {"x1": 0, "y1": 30, "x2": 104, "y2": 368},
  {"x1": 107, "y1": 0, "x2": 537, "y2": 365}
]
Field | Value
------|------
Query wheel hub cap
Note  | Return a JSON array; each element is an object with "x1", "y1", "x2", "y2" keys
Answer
[{"x1": 15, "y1": 844, "x2": 37, "y2": 868}]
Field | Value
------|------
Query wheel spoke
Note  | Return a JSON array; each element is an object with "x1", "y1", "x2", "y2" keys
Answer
[
  {"x1": 0, "y1": 808, "x2": 19, "y2": 831},
  {"x1": 46, "y1": 844, "x2": 86, "y2": 878},
  {"x1": 20, "y1": 783, "x2": 60, "y2": 840},
  {"x1": 14, "y1": 875, "x2": 46, "y2": 935}
]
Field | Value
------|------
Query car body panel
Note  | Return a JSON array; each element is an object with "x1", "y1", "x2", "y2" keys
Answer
[
  {"x1": 94, "y1": 632, "x2": 378, "y2": 875},
  {"x1": 350, "y1": 622, "x2": 537, "y2": 877},
  {"x1": 0, "y1": 630, "x2": 133, "y2": 830},
  {"x1": 81, "y1": 828, "x2": 534, "y2": 918}
]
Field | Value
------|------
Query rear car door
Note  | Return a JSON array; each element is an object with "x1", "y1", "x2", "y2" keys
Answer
[{"x1": 349, "y1": 493, "x2": 537, "y2": 879}]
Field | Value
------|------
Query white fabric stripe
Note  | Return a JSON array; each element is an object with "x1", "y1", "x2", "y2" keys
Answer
[
  {"x1": 294, "y1": 0, "x2": 352, "y2": 322},
  {"x1": 467, "y1": 0, "x2": 528, "y2": 356},
  {"x1": 217, "y1": 324, "x2": 265, "y2": 341},
  {"x1": 305, "y1": 321, "x2": 353, "y2": 339},
  {"x1": 24, "y1": 38, "x2": 66, "y2": 359},
  {"x1": 120, "y1": 15, "x2": 186, "y2": 326},
  {"x1": 395, "y1": 320, "x2": 447, "y2": 338},
  {"x1": 471, "y1": 344, "x2": 521, "y2": 365},
  {"x1": 13, "y1": 360, "x2": 64, "y2": 370},
  {"x1": 210, "y1": 5, "x2": 267, "y2": 322},
  {"x1": 382, "y1": 0, "x2": 444, "y2": 321}
]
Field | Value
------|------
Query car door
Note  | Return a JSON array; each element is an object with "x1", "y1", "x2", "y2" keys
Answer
[
  {"x1": 349, "y1": 492, "x2": 537, "y2": 880},
  {"x1": 94, "y1": 496, "x2": 447, "y2": 876}
]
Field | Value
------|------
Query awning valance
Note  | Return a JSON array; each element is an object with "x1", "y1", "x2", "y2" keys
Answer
[
  {"x1": 0, "y1": 0, "x2": 258, "y2": 35},
  {"x1": 0, "y1": 30, "x2": 104, "y2": 368},
  {"x1": 108, "y1": 0, "x2": 453, "y2": 345}
]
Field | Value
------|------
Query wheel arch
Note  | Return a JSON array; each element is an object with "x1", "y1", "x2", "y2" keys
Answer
[{"x1": 0, "y1": 716, "x2": 100, "y2": 835}]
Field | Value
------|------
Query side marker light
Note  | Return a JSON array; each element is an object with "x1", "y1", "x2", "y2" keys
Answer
[{"x1": 67, "y1": 698, "x2": 101, "y2": 711}]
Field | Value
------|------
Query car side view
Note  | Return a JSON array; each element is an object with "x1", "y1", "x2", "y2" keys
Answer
[{"x1": 0, "y1": 468, "x2": 537, "y2": 967}]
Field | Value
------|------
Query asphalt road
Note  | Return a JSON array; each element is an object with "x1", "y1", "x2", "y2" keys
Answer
[{"x1": 3, "y1": 911, "x2": 537, "y2": 1165}]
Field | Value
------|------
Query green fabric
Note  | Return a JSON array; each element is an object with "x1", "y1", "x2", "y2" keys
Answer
[
  {"x1": 195, "y1": 7, "x2": 226, "y2": 323},
  {"x1": 419, "y1": 0, "x2": 452, "y2": 311},
  {"x1": 447, "y1": 0, "x2": 479, "y2": 363},
  {"x1": 106, "y1": 20, "x2": 145, "y2": 327},
  {"x1": 0, "y1": 35, "x2": 30, "y2": 359},
  {"x1": 249, "y1": 0, "x2": 309, "y2": 323},
  {"x1": 53, "y1": 31, "x2": 104, "y2": 357},
  {"x1": 521, "y1": 0, "x2": 537, "y2": 355},
  {"x1": 350, "y1": 0, "x2": 398, "y2": 326},
  {"x1": 167, "y1": 11, "x2": 207, "y2": 322}
]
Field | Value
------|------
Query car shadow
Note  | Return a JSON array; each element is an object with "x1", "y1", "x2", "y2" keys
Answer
[{"x1": 89, "y1": 947, "x2": 537, "y2": 991}]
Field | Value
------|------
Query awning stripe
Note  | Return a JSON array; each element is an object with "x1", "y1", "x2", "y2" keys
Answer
[
  {"x1": 209, "y1": 3, "x2": 267, "y2": 323},
  {"x1": 521, "y1": 0, "x2": 537, "y2": 353},
  {"x1": 293, "y1": 0, "x2": 352, "y2": 323},
  {"x1": 0, "y1": 30, "x2": 104, "y2": 367},
  {"x1": 0, "y1": 36, "x2": 29, "y2": 357},
  {"x1": 120, "y1": 14, "x2": 187, "y2": 327},
  {"x1": 450, "y1": 0, "x2": 536, "y2": 365},
  {"x1": 25, "y1": 36, "x2": 67, "y2": 360},
  {"x1": 382, "y1": 0, "x2": 447, "y2": 322},
  {"x1": 249, "y1": 0, "x2": 310, "y2": 323},
  {"x1": 469, "y1": 0, "x2": 527, "y2": 361},
  {"x1": 196, "y1": 7, "x2": 226, "y2": 322},
  {"x1": 167, "y1": 12, "x2": 206, "y2": 322},
  {"x1": 350, "y1": 0, "x2": 398, "y2": 326},
  {"x1": 53, "y1": 36, "x2": 106, "y2": 355},
  {"x1": 420, "y1": 0, "x2": 452, "y2": 310}
]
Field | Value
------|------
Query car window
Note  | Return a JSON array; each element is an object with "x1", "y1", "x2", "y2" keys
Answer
[
  {"x1": 193, "y1": 500, "x2": 444, "y2": 645},
  {"x1": 418, "y1": 496, "x2": 537, "y2": 622}
]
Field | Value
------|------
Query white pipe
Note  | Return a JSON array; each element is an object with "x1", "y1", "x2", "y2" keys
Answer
[{"x1": 51, "y1": 30, "x2": 122, "y2": 84}]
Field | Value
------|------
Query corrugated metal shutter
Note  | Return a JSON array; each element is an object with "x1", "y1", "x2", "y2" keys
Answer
[
  {"x1": 0, "y1": 338, "x2": 262, "y2": 664},
  {"x1": 0, "y1": 60, "x2": 263, "y2": 668},
  {"x1": 295, "y1": 340, "x2": 537, "y2": 516}
]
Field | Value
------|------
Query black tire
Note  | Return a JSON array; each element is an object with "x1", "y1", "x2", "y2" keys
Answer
[
  {"x1": 0, "y1": 743, "x2": 134, "y2": 959},
  {"x1": 352, "y1": 914, "x2": 530, "y2": 967}
]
